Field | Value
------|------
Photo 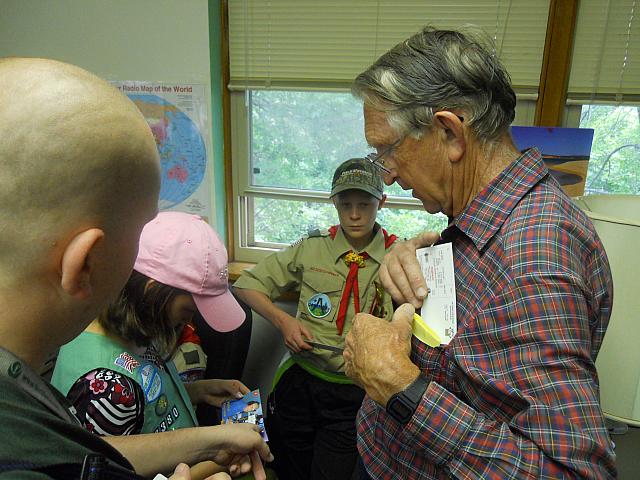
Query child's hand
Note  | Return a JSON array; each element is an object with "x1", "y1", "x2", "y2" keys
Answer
[
  {"x1": 277, "y1": 314, "x2": 314, "y2": 353},
  {"x1": 207, "y1": 423, "x2": 273, "y2": 480},
  {"x1": 187, "y1": 379, "x2": 250, "y2": 407},
  {"x1": 166, "y1": 463, "x2": 232, "y2": 480}
]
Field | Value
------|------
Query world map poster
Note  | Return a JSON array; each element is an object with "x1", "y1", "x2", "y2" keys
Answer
[{"x1": 113, "y1": 81, "x2": 213, "y2": 221}]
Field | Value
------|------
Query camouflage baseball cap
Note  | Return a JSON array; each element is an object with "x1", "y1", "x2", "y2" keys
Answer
[{"x1": 330, "y1": 158, "x2": 384, "y2": 199}]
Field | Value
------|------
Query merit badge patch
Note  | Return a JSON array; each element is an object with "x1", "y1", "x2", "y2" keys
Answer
[
  {"x1": 307, "y1": 293, "x2": 331, "y2": 318},
  {"x1": 155, "y1": 394, "x2": 168, "y2": 416},
  {"x1": 139, "y1": 364, "x2": 163, "y2": 403},
  {"x1": 114, "y1": 352, "x2": 140, "y2": 374}
]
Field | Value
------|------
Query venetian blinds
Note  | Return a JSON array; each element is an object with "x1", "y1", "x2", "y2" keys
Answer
[
  {"x1": 228, "y1": 0, "x2": 550, "y2": 94},
  {"x1": 569, "y1": 0, "x2": 640, "y2": 102}
]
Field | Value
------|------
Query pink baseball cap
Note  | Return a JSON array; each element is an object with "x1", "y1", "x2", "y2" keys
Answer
[{"x1": 134, "y1": 211, "x2": 245, "y2": 332}]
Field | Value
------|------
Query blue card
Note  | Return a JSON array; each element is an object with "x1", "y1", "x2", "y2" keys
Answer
[{"x1": 220, "y1": 389, "x2": 268, "y2": 441}]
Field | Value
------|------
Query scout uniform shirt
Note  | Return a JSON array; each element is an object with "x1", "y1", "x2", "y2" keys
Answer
[{"x1": 234, "y1": 224, "x2": 396, "y2": 379}]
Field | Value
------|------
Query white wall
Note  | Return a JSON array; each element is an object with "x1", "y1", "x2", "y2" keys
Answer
[{"x1": 0, "y1": 0, "x2": 217, "y2": 225}]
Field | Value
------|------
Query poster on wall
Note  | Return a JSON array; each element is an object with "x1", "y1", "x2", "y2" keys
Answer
[
  {"x1": 511, "y1": 126, "x2": 594, "y2": 197},
  {"x1": 113, "y1": 81, "x2": 213, "y2": 221}
]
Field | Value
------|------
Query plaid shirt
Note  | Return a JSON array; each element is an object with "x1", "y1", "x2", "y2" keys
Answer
[{"x1": 357, "y1": 148, "x2": 616, "y2": 479}]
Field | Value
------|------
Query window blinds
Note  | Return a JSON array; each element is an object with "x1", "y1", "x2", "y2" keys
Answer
[
  {"x1": 569, "y1": 0, "x2": 639, "y2": 102},
  {"x1": 228, "y1": 0, "x2": 550, "y2": 94}
]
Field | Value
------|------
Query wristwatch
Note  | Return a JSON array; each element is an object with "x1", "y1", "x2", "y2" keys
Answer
[{"x1": 385, "y1": 374, "x2": 429, "y2": 424}]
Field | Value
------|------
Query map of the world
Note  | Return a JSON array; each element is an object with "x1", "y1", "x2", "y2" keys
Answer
[{"x1": 128, "y1": 94, "x2": 207, "y2": 209}]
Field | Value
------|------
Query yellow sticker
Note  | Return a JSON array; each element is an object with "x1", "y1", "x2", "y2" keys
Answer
[{"x1": 412, "y1": 313, "x2": 442, "y2": 347}]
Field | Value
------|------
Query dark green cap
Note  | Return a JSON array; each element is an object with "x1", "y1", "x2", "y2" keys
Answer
[{"x1": 330, "y1": 158, "x2": 384, "y2": 199}]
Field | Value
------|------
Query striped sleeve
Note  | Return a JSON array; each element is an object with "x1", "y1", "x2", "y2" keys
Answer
[{"x1": 66, "y1": 368, "x2": 144, "y2": 436}]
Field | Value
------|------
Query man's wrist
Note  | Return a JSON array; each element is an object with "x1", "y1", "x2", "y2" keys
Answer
[{"x1": 380, "y1": 364, "x2": 421, "y2": 405}]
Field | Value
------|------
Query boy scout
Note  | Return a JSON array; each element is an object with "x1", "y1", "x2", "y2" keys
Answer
[{"x1": 234, "y1": 158, "x2": 397, "y2": 480}]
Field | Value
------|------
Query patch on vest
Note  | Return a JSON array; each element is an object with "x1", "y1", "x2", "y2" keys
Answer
[
  {"x1": 114, "y1": 352, "x2": 140, "y2": 374},
  {"x1": 139, "y1": 364, "x2": 163, "y2": 403},
  {"x1": 307, "y1": 293, "x2": 332, "y2": 318},
  {"x1": 155, "y1": 393, "x2": 168, "y2": 416},
  {"x1": 154, "y1": 405, "x2": 180, "y2": 433}
]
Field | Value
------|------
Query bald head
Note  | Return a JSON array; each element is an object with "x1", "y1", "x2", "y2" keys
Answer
[{"x1": 0, "y1": 58, "x2": 160, "y2": 285}]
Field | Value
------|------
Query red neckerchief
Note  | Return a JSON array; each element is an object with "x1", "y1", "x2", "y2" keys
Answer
[
  {"x1": 177, "y1": 323, "x2": 202, "y2": 346},
  {"x1": 329, "y1": 225, "x2": 397, "y2": 335}
]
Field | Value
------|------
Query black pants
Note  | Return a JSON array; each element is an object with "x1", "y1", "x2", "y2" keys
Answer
[{"x1": 265, "y1": 363, "x2": 365, "y2": 480}]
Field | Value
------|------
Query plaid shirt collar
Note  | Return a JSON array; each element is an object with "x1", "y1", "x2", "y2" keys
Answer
[{"x1": 448, "y1": 147, "x2": 548, "y2": 251}]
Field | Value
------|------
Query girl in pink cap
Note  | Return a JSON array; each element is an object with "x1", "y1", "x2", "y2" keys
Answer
[{"x1": 52, "y1": 212, "x2": 270, "y2": 479}]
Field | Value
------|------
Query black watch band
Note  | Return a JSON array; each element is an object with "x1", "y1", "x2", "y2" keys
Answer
[{"x1": 385, "y1": 374, "x2": 429, "y2": 424}]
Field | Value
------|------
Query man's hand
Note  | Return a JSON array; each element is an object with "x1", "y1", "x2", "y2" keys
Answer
[
  {"x1": 379, "y1": 231, "x2": 440, "y2": 308},
  {"x1": 343, "y1": 304, "x2": 421, "y2": 406},
  {"x1": 187, "y1": 379, "x2": 251, "y2": 407},
  {"x1": 276, "y1": 313, "x2": 314, "y2": 353},
  {"x1": 206, "y1": 423, "x2": 273, "y2": 480}
]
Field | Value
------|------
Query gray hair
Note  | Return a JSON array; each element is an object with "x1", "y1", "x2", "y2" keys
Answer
[{"x1": 352, "y1": 26, "x2": 516, "y2": 144}]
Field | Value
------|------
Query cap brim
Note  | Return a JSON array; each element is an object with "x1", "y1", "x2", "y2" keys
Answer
[
  {"x1": 193, "y1": 290, "x2": 246, "y2": 333},
  {"x1": 330, "y1": 184, "x2": 382, "y2": 199}
]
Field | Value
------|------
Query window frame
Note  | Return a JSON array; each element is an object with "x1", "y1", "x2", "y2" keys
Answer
[{"x1": 229, "y1": 89, "x2": 540, "y2": 262}]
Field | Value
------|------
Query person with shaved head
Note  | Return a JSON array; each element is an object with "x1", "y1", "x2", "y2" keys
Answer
[{"x1": 0, "y1": 58, "x2": 270, "y2": 479}]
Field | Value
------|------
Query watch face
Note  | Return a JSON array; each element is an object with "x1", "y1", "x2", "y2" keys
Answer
[
  {"x1": 387, "y1": 396, "x2": 414, "y2": 424},
  {"x1": 386, "y1": 375, "x2": 430, "y2": 424}
]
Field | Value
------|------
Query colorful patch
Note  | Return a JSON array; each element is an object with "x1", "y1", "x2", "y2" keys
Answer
[
  {"x1": 139, "y1": 364, "x2": 163, "y2": 403},
  {"x1": 155, "y1": 394, "x2": 168, "y2": 416},
  {"x1": 114, "y1": 352, "x2": 140, "y2": 374},
  {"x1": 307, "y1": 293, "x2": 332, "y2": 318}
]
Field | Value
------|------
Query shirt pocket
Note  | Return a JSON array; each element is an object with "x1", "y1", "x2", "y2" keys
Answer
[{"x1": 298, "y1": 271, "x2": 344, "y2": 326}]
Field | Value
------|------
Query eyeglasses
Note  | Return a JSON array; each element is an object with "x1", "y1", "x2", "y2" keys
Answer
[
  {"x1": 365, "y1": 137, "x2": 404, "y2": 175},
  {"x1": 365, "y1": 114, "x2": 464, "y2": 174}
]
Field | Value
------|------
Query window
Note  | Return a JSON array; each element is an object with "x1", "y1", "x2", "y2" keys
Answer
[
  {"x1": 567, "y1": 0, "x2": 640, "y2": 196},
  {"x1": 580, "y1": 105, "x2": 640, "y2": 195},
  {"x1": 231, "y1": 89, "x2": 537, "y2": 260},
  {"x1": 231, "y1": 90, "x2": 448, "y2": 261}
]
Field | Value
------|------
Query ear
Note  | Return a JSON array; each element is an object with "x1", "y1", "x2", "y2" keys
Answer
[
  {"x1": 377, "y1": 194, "x2": 387, "y2": 210},
  {"x1": 432, "y1": 111, "x2": 466, "y2": 163},
  {"x1": 60, "y1": 228, "x2": 105, "y2": 299}
]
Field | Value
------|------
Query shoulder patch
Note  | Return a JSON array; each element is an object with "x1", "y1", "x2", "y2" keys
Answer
[
  {"x1": 114, "y1": 352, "x2": 140, "y2": 374},
  {"x1": 290, "y1": 228, "x2": 329, "y2": 247},
  {"x1": 307, "y1": 228, "x2": 330, "y2": 238}
]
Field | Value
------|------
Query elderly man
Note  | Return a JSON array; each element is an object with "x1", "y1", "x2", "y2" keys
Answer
[
  {"x1": 343, "y1": 27, "x2": 616, "y2": 479},
  {"x1": 0, "y1": 58, "x2": 270, "y2": 479}
]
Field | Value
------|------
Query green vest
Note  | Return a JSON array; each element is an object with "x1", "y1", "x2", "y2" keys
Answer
[{"x1": 52, "y1": 331, "x2": 197, "y2": 433}]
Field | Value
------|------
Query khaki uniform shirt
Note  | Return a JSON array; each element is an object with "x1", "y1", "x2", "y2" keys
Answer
[{"x1": 234, "y1": 225, "x2": 394, "y2": 375}]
